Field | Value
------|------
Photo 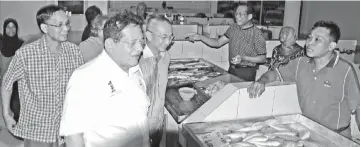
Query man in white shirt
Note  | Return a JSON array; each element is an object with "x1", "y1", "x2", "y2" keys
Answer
[
  {"x1": 139, "y1": 15, "x2": 173, "y2": 147},
  {"x1": 59, "y1": 12, "x2": 150, "y2": 147}
]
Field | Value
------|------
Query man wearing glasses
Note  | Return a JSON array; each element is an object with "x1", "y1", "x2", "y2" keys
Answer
[
  {"x1": 187, "y1": 3, "x2": 266, "y2": 81},
  {"x1": 60, "y1": 12, "x2": 150, "y2": 147},
  {"x1": 140, "y1": 15, "x2": 173, "y2": 147},
  {"x1": 1, "y1": 5, "x2": 84, "y2": 147}
]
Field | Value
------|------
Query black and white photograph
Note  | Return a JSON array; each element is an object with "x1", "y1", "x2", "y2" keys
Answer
[{"x1": 0, "y1": 0, "x2": 359, "y2": 147}]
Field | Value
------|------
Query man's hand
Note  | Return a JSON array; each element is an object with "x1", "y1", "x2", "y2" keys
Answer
[
  {"x1": 247, "y1": 81, "x2": 266, "y2": 98},
  {"x1": 3, "y1": 110, "x2": 16, "y2": 133},
  {"x1": 185, "y1": 33, "x2": 202, "y2": 42},
  {"x1": 231, "y1": 55, "x2": 242, "y2": 64}
]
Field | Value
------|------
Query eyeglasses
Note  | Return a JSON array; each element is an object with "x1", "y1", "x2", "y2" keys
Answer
[
  {"x1": 234, "y1": 12, "x2": 248, "y2": 17},
  {"x1": 45, "y1": 21, "x2": 71, "y2": 29},
  {"x1": 147, "y1": 29, "x2": 174, "y2": 41},
  {"x1": 119, "y1": 38, "x2": 146, "y2": 49}
]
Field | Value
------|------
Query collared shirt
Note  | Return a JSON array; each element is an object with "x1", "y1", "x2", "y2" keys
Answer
[
  {"x1": 139, "y1": 45, "x2": 170, "y2": 137},
  {"x1": 278, "y1": 51, "x2": 360, "y2": 138},
  {"x1": 2, "y1": 35, "x2": 84, "y2": 143},
  {"x1": 269, "y1": 43, "x2": 305, "y2": 70},
  {"x1": 79, "y1": 37, "x2": 104, "y2": 63},
  {"x1": 60, "y1": 50, "x2": 150, "y2": 147},
  {"x1": 224, "y1": 24, "x2": 267, "y2": 66}
]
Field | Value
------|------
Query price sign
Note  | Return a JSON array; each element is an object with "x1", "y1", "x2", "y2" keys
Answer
[{"x1": 197, "y1": 130, "x2": 230, "y2": 147}]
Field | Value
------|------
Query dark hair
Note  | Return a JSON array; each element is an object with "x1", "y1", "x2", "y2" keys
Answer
[
  {"x1": 103, "y1": 11, "x2": 144, "y2": 43},
  {"x1": 2, "y1": 18, "x2": 23, "y2": 57},
  {"x1": 3, "y1": 18, "x2": 19, "y2": 38},
  {"x1": 146, "y1": 15, "x2": 171, "y2": 30},
  {"x1": 36, "y1": 5, "x2": 65, "y2": 31},
  {"x1": 234, "y1": 2, "x2": 254, "y2": 16},
  {"x1": 311, "y1": 20, "x2": 341, "y2": 43},
  {"x1": 90, "y1": 15, "x2": 108, "y2": 37},
  {"x1": 85, "y1": 5, "x2": 102, "y2": 24}
]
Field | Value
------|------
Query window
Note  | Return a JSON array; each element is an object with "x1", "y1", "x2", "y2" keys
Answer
[{"x1": 58, "y1": 1, "x2": 84, "y2": 14}]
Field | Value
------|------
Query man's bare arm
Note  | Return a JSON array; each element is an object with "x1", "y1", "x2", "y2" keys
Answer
[
  {"x1": 356, "y1": 108, "x2": 360, "y2": 130},
  {"x1": 257, "y1": 70, "x2": 278, "y2": 84},
  {"x1": 243, "y1": 55, "x2": 267, "y2": 63},
  {"x1": 199, "y1": 35, "x2": 229, "y2": 48},
  {"x1": 65, "y1": 133, "x2": 85, "y2": 147},
  {"x1": 188, "y1": 34, "x2": 229, "y2": 49},
  {"x1": 1, "y1": 83, "x2": 13, "y2": 115},
  {"x1": 247, "y1": 70, "x2": 279, "y2": 98}
]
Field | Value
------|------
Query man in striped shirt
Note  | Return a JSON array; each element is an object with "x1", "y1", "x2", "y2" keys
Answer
[
  {"x1": 248, "y1": 20, "x2": 360, "y2": 139},
  {"x1": 187, "y1": 3, "x2": 266, "y2": 81},
  {"x1": 1, "y1": 5, "x2": 84, "y2": 147}
]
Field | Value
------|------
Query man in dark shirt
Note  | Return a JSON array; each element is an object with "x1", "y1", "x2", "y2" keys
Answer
[
  {"x1": 187, "y1": 3, "x2": 266, "y2": 81},
  {"x1": 269, "y1": 26, "x2": 304, "y2": 79}
]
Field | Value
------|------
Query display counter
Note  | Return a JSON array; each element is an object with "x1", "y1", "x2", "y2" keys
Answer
[
  {"x1": 165, "y1": 58, "x2": 243, "y2": 124},
  {"x1": 182, "y1": 114, "x2": 359, "y2": 147}
]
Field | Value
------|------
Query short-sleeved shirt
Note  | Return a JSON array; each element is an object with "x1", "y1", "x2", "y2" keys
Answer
[
  {"x1": 60, "y1": 50, "x2": 150, "y2": 147},
  {"x1": 269, "y1": 43, "x2": 304, "y2": 70},
  {"x1": 224, "y1": 24, "x2": 266, "y2": 66},
  {"x1": 79, "y1": 37, "x2": 103, "y2": 62},
  {"x1": 140, "y1": 45, "x2": 170, "y2": 137},
  {"x1": 278, "y1": 51, "x2": 360, "y2": 138},
  {"x1": 2, "y1": 35, "x2": 84, "y2": 143}
]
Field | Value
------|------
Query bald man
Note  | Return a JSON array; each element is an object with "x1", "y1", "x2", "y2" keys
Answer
[
  {"x1": 139, "y1": 15, "x2": 173, "y2": 147},
  {"x1": 269, "y1": 26, "x2": 305, "y2": 71}
]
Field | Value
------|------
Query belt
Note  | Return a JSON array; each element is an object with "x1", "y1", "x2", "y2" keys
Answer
[{"x1": 230, "y1": 63, "x2": 257, "y2": 68}]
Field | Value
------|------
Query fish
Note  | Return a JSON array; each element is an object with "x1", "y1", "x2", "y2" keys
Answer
[
  {"x1": 263, "y1": 119, "x2": 280, "y2": 126},
  {"x1": 244, "y1": 136, "x2": 268, "y2": 142},
  {"x1": 287, "y1": 123, "x2": 309, "y2": 132},
  {"x1": 243, "y1": 132, "x2": 264, "y2": 141},
  {"x1": 298, "y1": 130, "x2": 311, "y2": 140},
  {"x1": 231, "y1": 142, "x2": 256, "y2": 147},
  {"x1": 236, "y1": 125, "x2": 264, "y2": 133},
  {"x1": 260, "y1": 127, "x2": 278, "y2": 134},
  {"x1": 272, "y1": 131, "x2": 297, "y2": 136},
  {"x1": 274, "y1": 134, "x2": 300, "y2": 142},
  {"x1": 225, "y1": 132, "x2": 248, "y2": 143},
  {"x1": 269, "y1": 124, "x2": 291, "y2": 131},
  {"x1": 248, "y1": 141, "x2": 281, "y2": 146},
  {"x1": 252, "y1": 122, "x2": 268, "y2": 128}
]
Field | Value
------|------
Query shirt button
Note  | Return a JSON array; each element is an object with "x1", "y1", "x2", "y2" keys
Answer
[
  {"x1": 312, "y1": 69, "x2": 316, "y2": 72},
  {"x1": 314, "y1": 77, "x2": 317, "y2": 80},
  {"x1": 313, "y1": 101, "x2": 315, "y2": 103}
]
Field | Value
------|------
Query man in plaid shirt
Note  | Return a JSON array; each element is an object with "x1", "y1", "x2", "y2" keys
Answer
[{"x1": 1, "y1": 5, "x2": 84, "y2": 147}]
